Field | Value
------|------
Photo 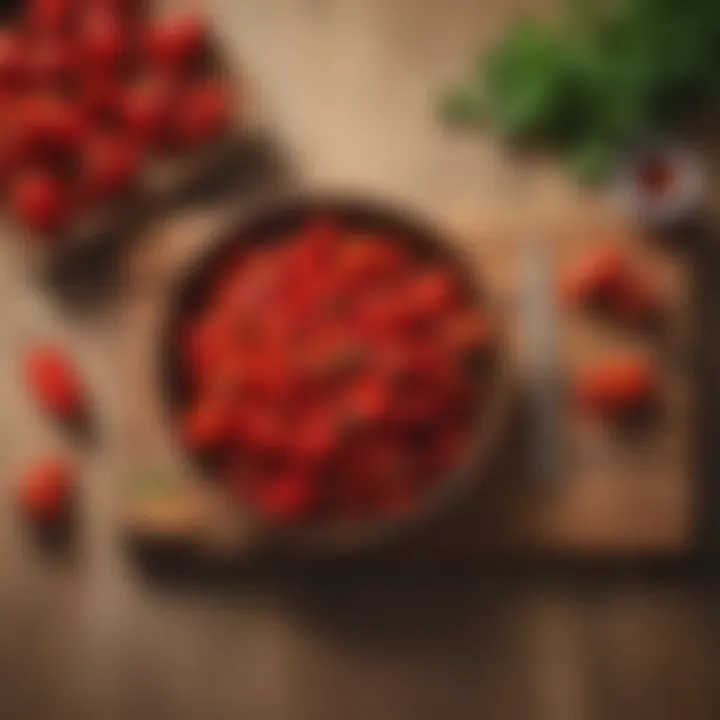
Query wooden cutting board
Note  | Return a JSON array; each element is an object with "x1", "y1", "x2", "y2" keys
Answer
[{"x1": 115, "y1": 185, "x2": 696, "y2": 562}]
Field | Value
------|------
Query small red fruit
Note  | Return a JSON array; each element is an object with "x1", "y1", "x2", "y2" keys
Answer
[
  {"x1": 28, "y1": 40, "x2": 78, "y2": 88},
  {"x1": 25, "y1": 345, "x2": 85, "y2": 417},
  {"x1": 0, "y1": 32, "x2": 26, "y2": 88},
  {"x1": 80, "y1": 9, "x2": 126, "y2": 68},
  {"x1": 21, "y1": 96, "x2": 88, "y2": 154},
  {"x1": 12, "y1": 171, "x2": 68, "y2": 233},
  {"x1": 254, "y1": 473, "x2": 317, "y2": 523},
  {"x1": 173, "y1": 81, "x2": 231, "y2": 146},
  {"x1": 147, "y1": 13, "x2": 206, "y2": 68},
  {"x1": 18, "y1": 457, "x2": 76, "y2": 526},
  {"x1": 182, "y1": 402, "x2": 231, "y2": 454},
  {"x1": 81, "y1": 132, "x2": 140, "y2": 199},
  {"x1": 575, "y1": 354, "x2": 658, "y2": 418},
  {"x1": 26, "y1": 0, "x2": 75, "y2": 33},
  {"x1": 560, "y1": 245, "x2": 628, "y2": 307},
  {"x1": 121, "y1": 78, "x2": 172, "y2": 145}
]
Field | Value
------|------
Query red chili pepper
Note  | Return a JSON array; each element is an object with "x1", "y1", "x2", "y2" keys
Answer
[
  {"x1": 18, "y1": 457, "x2": 75, "y2": 526},
  {"x1": 25, "y1": 345, "x2": 85, "y2": 418}
]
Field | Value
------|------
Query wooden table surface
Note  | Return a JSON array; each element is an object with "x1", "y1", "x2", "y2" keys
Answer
[{"x1": 0, "y1": 1, "x2": 718, "y2": 718}]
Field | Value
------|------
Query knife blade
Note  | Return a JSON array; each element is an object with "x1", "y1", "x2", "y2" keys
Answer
[{"x1": 521, "y1": 240, "x2": 565, "y2": 488}]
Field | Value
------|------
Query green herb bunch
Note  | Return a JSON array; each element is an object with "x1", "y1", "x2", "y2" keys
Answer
[{"x1": 441, "y1": 0, "x2": 720, "y2": 181}]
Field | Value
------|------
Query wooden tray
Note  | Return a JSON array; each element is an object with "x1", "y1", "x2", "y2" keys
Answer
[{"x1": 116, "y1": 194, "x2": 696, "y2": 563}]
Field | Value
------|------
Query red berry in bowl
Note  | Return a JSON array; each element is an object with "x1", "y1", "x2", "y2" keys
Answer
[
  {"x1": 11, "y1": 171, "x2": 68, "y2": 233},
  {"x1": 0, "y1": 32, "x2": 27, "y2": 88},
  {"x1": 81, "y1": 131, "x2": 140, "y2": 199},
  {"x1": 26, "y1": 0, "x2": 75, "y2": 34},
  {"x1": 173, "y1": 81, "x2": 231, "y2": 146},
  {"x1": 24, "y1": 345, "x2": 86, "y2": 418},
  {"x1": 121, "y1": 77, "x2": 173, "y2": 145},
  {"x1": 147, "y1": 12, "x2": 206, "y2": 68},
  {"x1": 18, "y1": 457, "x2": 76, "y2": 527},
  {"x1": 79, "y1": 8, "x2": 126, "y2": 68},
  {"x1": 27, "y1": 40, "x2": 78, "y2": 89}
]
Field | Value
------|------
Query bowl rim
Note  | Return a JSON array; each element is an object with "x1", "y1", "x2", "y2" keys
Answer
[{"x1": 158, "y1": 193, "x2": 515, "y2": 555}]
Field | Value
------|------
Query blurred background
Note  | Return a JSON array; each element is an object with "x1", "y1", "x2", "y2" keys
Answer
[{"x1": 1, "y1": 0, "x2": 720, "y2": 718}]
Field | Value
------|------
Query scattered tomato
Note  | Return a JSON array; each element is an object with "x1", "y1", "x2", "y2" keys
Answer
[
  {"x1": 18, "y1": 457, "x2": 75, "y2": 526},
  {"x1": 575, "y1": 353, "x2": 658, "y2": 418},
  {"x1": 25, "y1": 345, "x2": 85, "y2": 418}
]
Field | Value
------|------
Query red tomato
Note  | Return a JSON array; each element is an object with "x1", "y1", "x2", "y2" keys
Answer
[
  {"x1": 81, "y1": 131, "x2": 140, "y2": 199},
  {"x1": 26, "y1": 0, "x2": 75, "y2": 33},
  {"x1": 173, "y1": 81, "x2": 231, "y2": 146},
  {"x1": 80, "y1": 72, "x2": 123, "y2": 120},
  {"x1": 27, "y1": 40, "x2": 78, "y2": 88},
  {"x1": 0, "y1": 32, "x2": 27, "y2": 88},
  {"x1": 293, "y1": 414, "x2": 337, "y2": 465},
  {"x1": 444, "y1": 310, "x2": 493, "y2": 358},
  {"x1": 403, "y1": 270, "x2": 457, "y2": 318},
  {"x1": 11, "y1": 171, "x2": 68, "y2": 233},
  {"x1": 559, "y1": 245, "x2": 628, "y2": 307},
  {"x1": 575, "y1": 354, "x2": 658, "y2": 418},
  {"x1": 253, "y1": 472, "x2": 317, "y2": 523},
  {"x1": 346, "y1": 376, "x2": 390, "y2": 425},
  {"x1": 24, "y1": 345, "x2": 85, "y2": 418},
  {"x1": 20, "y1": 96, "x2": 88, "y2": 154},
  {"x1": 182, "y1": 401, "x2": 232, "y2": 454},
  {"x1": 121, "y1": 77, "x2": 173, "y2": 145},
  {"x1": 147, "y1": 12, "x2": 207, "y2": 68},
  {"x1": 79, "y1": 8, "x2": 126, "y2": 68},
  {"x1": 18, "y1": 457, "x2": 76, "y2": 526}
]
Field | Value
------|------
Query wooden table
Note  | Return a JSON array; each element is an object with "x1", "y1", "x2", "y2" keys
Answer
[{"x1": 0, "y1": 1, "x2": 718, "y2": 718}]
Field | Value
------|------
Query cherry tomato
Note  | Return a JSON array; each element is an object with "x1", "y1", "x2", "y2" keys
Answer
[
  {"x1": 0, "y1": 32, "x2": 27, "y2": 88},
  {"x1": 121, "y1": 77, "x2": 173, "y2": 145},
  {"x1": 182, "y1": 401, "x2": 232, "y2": 454},
  {"x1": 575, "y1": 354, "x2": 658, "y2": 418},
  {"x1": 79, "y1": 8, "x2": 126, "y2": 68},
  {"x1": 11, "y1": 171, "x2": 68, "y2": 233},
  {"x1": 81, "y1": 131, "x2": 140, "y2": 199},
  {"x1": 147, "y1": 12, "x2": 206, "y2": 69},
  {"x1": 253, "y1": 472, "x2": 317, "y2": 523},
  {"x1": 24, "y1": 345, "x2": 85, "y2": 418},
  {"x1": 26, "y1": 0, "x2": 75, "y2": 34},
  {"x1": 18, "y1": 457, "x2": 76, "y2": 526},
  {"x1": 27, "y1": 40, "x2": 78, "y2": 89},
  {"x1": 559, "y1": 245, "x2": 628, "y2": 307},
  {"x1": 173, "y1": 81, "x2": 231, "y2": 146}
]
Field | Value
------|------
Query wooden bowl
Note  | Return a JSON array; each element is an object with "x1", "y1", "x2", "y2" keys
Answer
[{"x1": 158, "y1": 196, "x2": 514, "y2": 555}]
